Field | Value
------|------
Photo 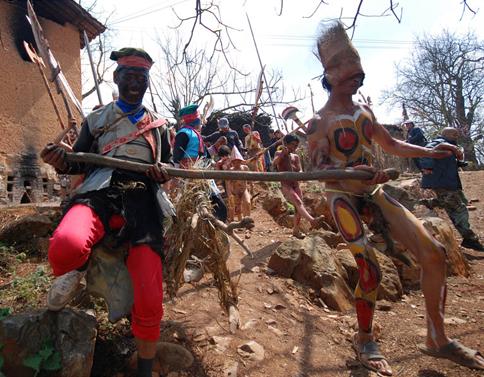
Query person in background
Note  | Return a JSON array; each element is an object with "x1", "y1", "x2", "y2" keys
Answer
[
  {"x1": 173, "y1": 104, "x2": 205, "y2": 168},
  {"x1": 419, "y1": 127, "x2": 484, "y2": 251},
  {"x1": 403, "y1": 120, "x2": 427, "y2": 171},
  {"x1": 272, "y1": 134, "x2": 320, "y2": 238},
  {"x1": 204, "y1": 117, "x2": 244, "y2": 154},
  {"x1": 226, "y1": 149, "x2": 251, "y2": 222}
]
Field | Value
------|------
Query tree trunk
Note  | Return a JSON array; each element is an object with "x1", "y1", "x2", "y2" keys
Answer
[{"x1": 455, "y1": 77, "x2": 478, "y2": 164}]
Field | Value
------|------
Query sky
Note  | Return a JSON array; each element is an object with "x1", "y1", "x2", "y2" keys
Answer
[{"x1": 82, "y1": 0, "x2": 483, "y2": 126}]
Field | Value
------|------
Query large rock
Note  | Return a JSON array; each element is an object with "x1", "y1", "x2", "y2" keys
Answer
[
  {"x1": 305, "y1": 193, "x2": 337, "y2": 231},
  {"x1": 383, "y1": 178, "x2": 424, "y2": 211},
  {"x1": 0, "y1": 214, "x2": 54, "y2": 249},
  {"x1": 334, "y1": 248, "x2": 403, "y2": 301},
  {"x1": 375, "y1": 251, "x2": 403, "y2": 301},
  {"x1": 262, "y1": 189, "x2": 288, "y2": 218},
  {"x1": 268, "y1": 236, "x2": 353, "y2": 311},
  {"x1": 0, "y1": 308, "x2": 97, "y2": 377},
  {"x1": 391, "y1": 216, "x2": 471, "y2": 290}
]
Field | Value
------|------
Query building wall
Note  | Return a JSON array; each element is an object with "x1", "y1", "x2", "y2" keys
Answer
[{"x1": 0, "y1": 1, "x2": 82, "y2": 204}]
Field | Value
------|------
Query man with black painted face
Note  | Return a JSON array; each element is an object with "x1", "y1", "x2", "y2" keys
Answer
[{"x1": 41, "y1": 48, "x2": 177, "y2": 377}]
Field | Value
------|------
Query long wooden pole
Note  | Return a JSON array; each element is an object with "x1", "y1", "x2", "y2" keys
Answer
[
  {"x1": 65, "y1": 152, "x2": 399, "y2": 182},
  {"x1": 246, "y1": 13, "x2": 281, "y2": 130},
  {"x1": 83, "y1": 31, "x2": 103, "y2": 106}
]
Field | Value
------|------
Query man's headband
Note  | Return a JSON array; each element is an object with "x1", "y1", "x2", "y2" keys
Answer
[{"x1": 117, "y1": 56, "x2": 153, "y2": 70}]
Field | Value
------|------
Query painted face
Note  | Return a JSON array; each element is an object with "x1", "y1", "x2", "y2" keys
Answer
[{"x1": 115, "y1": 67, "x2": 149, "y2": 104}]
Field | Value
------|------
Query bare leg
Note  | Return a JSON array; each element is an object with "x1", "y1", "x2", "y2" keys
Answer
[
  {"x1": 241, "y1": 190, "x2": 251, "y2": 218},
  {"x1": 372, "y1": 190, "x2": 449, "y2": 348},
  {"x1": 282, "y1": 184, "x2": 316, "y2": 225},
  {"x1": 328, "y1": 192, "x2": 392, "y2": 375}
]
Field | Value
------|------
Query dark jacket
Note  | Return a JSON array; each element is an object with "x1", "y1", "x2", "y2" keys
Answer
[
  {"x1": 407, "y1": 127, "x2": 427, "y2": 147},
  {"x1": 204, "y1": 130, "x2": 243, "y2": 152},
  {"x1": 420, "y1": 136, "x2": 462, "y2": 190}
]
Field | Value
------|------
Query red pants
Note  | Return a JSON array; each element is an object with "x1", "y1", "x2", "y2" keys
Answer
[{"x1": 48, "y1": 204, "x2": 164, "y2": 341}]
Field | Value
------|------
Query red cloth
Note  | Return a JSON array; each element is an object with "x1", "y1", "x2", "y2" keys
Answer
[
  {"x1": 181, "y1": 111, "x2": 200, "y2": 124},
  {"x1": 48, "y1": 204, "x2": 163, "y2": 341},
  {"x1": 117, "y1": 56, "x2": 153, "y2": 69}
]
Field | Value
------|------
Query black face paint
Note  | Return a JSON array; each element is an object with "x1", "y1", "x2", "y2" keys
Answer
[{"x1": 116, "y1": 67, "x2": 149, "y2": 105}]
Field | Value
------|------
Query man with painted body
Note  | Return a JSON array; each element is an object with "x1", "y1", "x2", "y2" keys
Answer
[
  {"x1": 307, "y1": 22, "x2": 484, "y2": 375},
  {"x1": 272, "y1": 134, "x2": 320, "y2": 239},
  {"x1": 226, "y1": 150, "x2": 251, "y2": 222},
  {"x1": 41, "y1": 48, "x2": 176, "y2": 377}
]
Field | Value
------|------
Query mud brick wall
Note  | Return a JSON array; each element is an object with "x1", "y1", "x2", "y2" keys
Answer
[{"x1": 0, "y1": 1, "x2": 81, "y2": 204}]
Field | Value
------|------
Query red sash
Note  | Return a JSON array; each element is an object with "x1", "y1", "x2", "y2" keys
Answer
[{"x1": 101, "y1": 118, "x2": 167, "y2": 155}]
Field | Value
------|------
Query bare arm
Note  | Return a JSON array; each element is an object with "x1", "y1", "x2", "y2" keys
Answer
[
  {"x1": 372, "y1": 122, "x2": 452, "y2": 159},
  {"x1": 294, "y1": 154, "x2": 302, "y2": 172},
  {"x1": 271, "y1": 150, "x2": 284, "y2": 171}
]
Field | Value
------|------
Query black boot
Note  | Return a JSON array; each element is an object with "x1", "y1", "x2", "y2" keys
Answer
[{"x1": 461, "y1": 238, "x2": 484, "y2": 252}]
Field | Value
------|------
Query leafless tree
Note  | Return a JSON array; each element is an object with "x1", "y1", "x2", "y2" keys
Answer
[
  {"x1": 150, "y1": 33, "x2": 304, "y2": 126},
  {"x1": 382, "y1": 31, "x2": 484, "y2": 164},
  {"x1": 174, "y1": 0, "x2": 478, "y2": 57},
  {"x1": 77, "y1": 0, "x2": 115, "y2": 102}
]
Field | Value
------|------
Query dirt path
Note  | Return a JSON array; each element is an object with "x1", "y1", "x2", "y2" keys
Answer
[
  {"x1": 1, "y1": 172, "x2": 483, "y2": 377},
  {"x1": 160, "y1": 171, "x2": 484, "y2": 377}
]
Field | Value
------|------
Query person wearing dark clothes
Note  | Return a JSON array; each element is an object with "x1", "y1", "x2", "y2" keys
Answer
[
  {"x1": 173, "y1": 104, "x2": 205, "y2": 168},
  {"x1": 267, "y1": 129, "x2": 284, "y2": 159},
  {"x1": 41, "y1": 48, "x2": 181, "y2": 377},
  {"x1": 419, "y1": 127, "x2": 483, "y2": 251},
  {"x1": 404, "y1": 121, "x2": 427, "y2": 170},
  {"x1": 203, "y1": 117, "x2": 244, "y2": 154}
]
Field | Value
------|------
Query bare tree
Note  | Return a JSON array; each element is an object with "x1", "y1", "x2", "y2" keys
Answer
[
  {"x1": 77, "y1": 0, "x2": 115, "y2": 102},
  {"x1": 149, "y1": 33, "x2": 304, "y2": 126},
  {"x1": 173, "y1": 0, "x2": 478, "y2": 58},
  {"x1": 382, "y1": 31, "x2": 484, "y2": 163}
]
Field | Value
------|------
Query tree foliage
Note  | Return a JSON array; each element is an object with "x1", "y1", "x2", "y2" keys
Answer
[{"x1": 382, "y1": 31, "x2": 484, "y2": 163}]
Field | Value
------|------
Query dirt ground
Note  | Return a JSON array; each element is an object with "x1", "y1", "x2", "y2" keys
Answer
[{"x1": 1, "y1": 171, "x2": 483, "y2": 377}]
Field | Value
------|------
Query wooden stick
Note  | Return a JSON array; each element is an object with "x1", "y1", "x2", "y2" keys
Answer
[
  {"x1": 200, "y1": 207, "x2": 254, "y2": 258},
  {"x1": 65, "y1": 152, "x2": 400, "y2": 182}
]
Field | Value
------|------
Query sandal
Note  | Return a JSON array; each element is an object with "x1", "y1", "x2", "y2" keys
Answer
[
  {"x1": 418, "y1": 340, "x2": 484, "y2": 370},
  {"x1": 352, "y1": 334, "x2": 393, "y2": 376}
]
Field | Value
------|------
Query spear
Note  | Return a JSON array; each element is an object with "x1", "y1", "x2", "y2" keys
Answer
[
  {"x1": 27, "y1": 0, "x2": 83, "y2": 145},
  {"x1": 83, "y1": 30, "x2": 103, "y2": 106},
  {"x1": 246, "y1": 13, "x2": 281, "y2": 130},
  {"x1": 65, "y1": 152, "x2": 400, "y2": 182}
]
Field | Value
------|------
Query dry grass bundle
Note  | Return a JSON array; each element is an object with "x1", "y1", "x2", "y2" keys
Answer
[{"x1": 164, "y1": 177, "x2": 238, "y2": 313}]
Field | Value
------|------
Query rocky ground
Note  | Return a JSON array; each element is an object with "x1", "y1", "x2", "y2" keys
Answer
[{"x1": 0, "y1": 171, "x2": 483, "y2": 377}]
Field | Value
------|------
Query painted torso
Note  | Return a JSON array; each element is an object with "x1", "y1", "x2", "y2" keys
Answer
[
  {"x1": 326, "y1": 107, "x2": 374, "y2": 168},
  {"x1": 308, "y1": 105, "x2": 377, "y2": 195}
]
